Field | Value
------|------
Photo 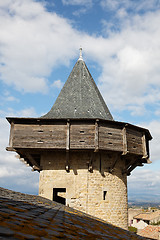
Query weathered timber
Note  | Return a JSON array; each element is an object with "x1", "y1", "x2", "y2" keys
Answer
[
  {"x1": 25, "y1": 153, "x2": 41, "y2": 171},
  {"x1": 70, "y1": 124, "x2": 95, "y2": 149},
  {"x1": 126, "y1": 128, "x2": 143, "y2": 155},
  {"x1": 109, "y1": 154, "x2": 119, "y2": 173},
  {"x1": 122, "y1": 126, "x2": 128, "y2": 155},
  {"x1": 126, "y1": 160, "x2": 143, "y2": 176},
  {"x1": 6, "y1": 118, "x2": 152, "y2": 172},
  {"x1": 66, "y1": 121, "x2": 70, "y2": 150},
  {"x1": 94, "y1": 120, "x2": 99, "y2": 152},
  {"x1": 65, "y1": 151, "x2": 70, "y2": 172},
  {"x1": 9, "y1": 122, "x2": 14, "y2": 147},
  {"x1": 142, "y1": 133, "x2": 148, "y2": 159}
]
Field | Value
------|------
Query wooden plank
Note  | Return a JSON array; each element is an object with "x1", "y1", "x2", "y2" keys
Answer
[
  {"x1": 65, "y1": 151, "x2": 70, "y2": 172},
  {"x1": 126, "y1": 128, "x2": 143, "y2": 155},
  {"x1": 25, "y1": 153, "x2": 41, "y2": 171},
  {"x1": 122, "y1": 127, "x2": 128, "y2": 155},
  {"x1": 99, "y1": 124, "x2": 123, "y2": 151},
  {"x1": 70, "y1": 124, "x2": 95, "y2": 149},
  {"x1": 12, "y1": 123, "x2": 67, "y2": 149},
  {"x1": 66, "y1": 121, "x2": 70, "y2": 151},
  {"x1": 94, "y1": 120, "x2": 99, "y2": 152},
  {"x1": 9, "y1": 122, "x2": 14, "y2": 147},
  {"x1": 142, "y1": 133, "x2": 148, "y2": 159}
]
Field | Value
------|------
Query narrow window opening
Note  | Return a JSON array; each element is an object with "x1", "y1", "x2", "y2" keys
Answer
[
  {"x1": 53, "y1": 188, "x2": 66, "y2": 205},
  {"x1": 80, "y1": 140, "x2": 85, "y2": 143},
  {"x1": 38, "y1": 130, "x2": 43, "y2": 133},
  {"x1": 108, "y1": 142, "x2": 113, "y2": 145},
  {"x1": 80, "y1": 130, "x2": 85, "y2": 134},
  {"x1": 103, "y1": 191, "x2": 107, "y2": 200},
  {"x1": 108, "y1": 132, "x2": 112, "y2": 135}
]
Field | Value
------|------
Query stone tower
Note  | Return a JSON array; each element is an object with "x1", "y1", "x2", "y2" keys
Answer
[{"x1": 7, "y1": 50, "x2": 152, "y2": 229}]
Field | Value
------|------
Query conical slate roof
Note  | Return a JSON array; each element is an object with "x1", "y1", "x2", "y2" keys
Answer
[{"x1": 42, "y1": 56, "x2": 113, "y2": 120}]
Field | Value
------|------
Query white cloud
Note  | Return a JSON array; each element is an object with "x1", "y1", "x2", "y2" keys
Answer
[
  {"x1": 1, "y1": 0, "x2": 160, "y2": 116},
  {"x1": 62, "y1": 0, "x2": 93, "y2": 16},
  {"x1": 0, "y1": 116, "x2": 39, "y2": 194},
  {"x1": 62, "y1": 0, "x2": 92, "y2": 7},
  {"x1": 83, "y1": 10, "x2": 160, "y2": 114},
  {"x1": 0, "y1": 0, "x2": 80, "y2": 93},
  {"x1": 100, "y1": 0, "x2": 160, "y2": 13},
  {"x1": 51, "y1": 79, "x2": 64, "y2": 89},
  {"x1": 142, "y1": 120, "x2": 160, "y2": 162},
  {"x1": 128, "y1": 167, "x2": 160, "y2": 201}
]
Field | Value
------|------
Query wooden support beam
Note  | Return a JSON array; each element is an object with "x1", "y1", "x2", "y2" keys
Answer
[
  {"x1": 9, "y1": 122, "x2": 14, "y2": 147},
  {"x1": 126, "y1": 160, "x2": 143, "y2": 176},
  {"x1": 25, "y1": 153, "x2": 41, "y2": 172},
  {"x1": 94, "y1": 120, "x2": 99, "y2": 152},
  {"x1": 122, "y1": 126, "x2": 128, "y2": 155},
  {"x1": 6, "y1": 147, "x2": 16, "y2": 152},
  {"x1": 122, "y1": 158, "x2": 135, "y2": 172},
  {"x1": 65, "y1": 151, "x2": 70, "y2": 172},
  {"x1": 65, "y1": 120, "x2": 70, "y2": 172},
  {"x1": 87, "y1": 152, "x2": 94, "y2": 172},
  {"x1": 66, "y1": 120, "x2": 70, "y2": 151},
  {"x1": 142, "y1": 133, "x2": 148, "y2": 159},
  {"x1": 109, "y1": 154, "x2": 119, "y2": 173}
]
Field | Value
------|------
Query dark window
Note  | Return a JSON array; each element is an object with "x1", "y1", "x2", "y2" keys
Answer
[
  {"x1": 103, "y1": 191, "x2": 107, "y2": 200},
  {"x1": 53, "y1": 188, "x2": 66, "y2": 205}
]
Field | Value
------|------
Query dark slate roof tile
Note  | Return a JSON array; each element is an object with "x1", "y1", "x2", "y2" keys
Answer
[
  {"x1": 0, "y1": 187, "x2": 149, "y2": 240},
  {"x1": 42, "y1": 59, "x2": 113, "y2": 120}
]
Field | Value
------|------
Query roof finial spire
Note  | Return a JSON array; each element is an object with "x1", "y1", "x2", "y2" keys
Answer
[{"x1": 78, "y1": 47, "x2": 83, "y2": 61}]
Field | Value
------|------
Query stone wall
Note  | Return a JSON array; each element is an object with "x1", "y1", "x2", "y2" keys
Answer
[{"x1": 39, "y1": 151, "x2": 128, "y2": 229}]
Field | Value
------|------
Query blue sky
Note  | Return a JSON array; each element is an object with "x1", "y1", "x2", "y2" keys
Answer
[{"x1": 0, "y1": 0, "x2": 160, "y2": 202}]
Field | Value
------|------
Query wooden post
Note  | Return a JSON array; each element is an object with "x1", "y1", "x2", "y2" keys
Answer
[
  {"x1": 66, "y1": 120, "x2": 70, "y2": 172},
  {"x1": 122, "y1": 126, "x2": 128, "y2": 155},
  {"x1": 25, "y1": 153, "x2": 41, "y2": 172},
  {"x1": 94, "y1": 119, "x2": 99, "y2": 152},
  {"x1": 142, "y1": 133, "x2": 148, "y2": 159},
  {"x1": 109, "y1": 154, "x2": 119, "y2": 173},
  {"x1": 66, "y1": 120, "x2": 70, "y2": 151},
  {"x1": 9, "y1": 122, "x2": 14, "y2": 147}
]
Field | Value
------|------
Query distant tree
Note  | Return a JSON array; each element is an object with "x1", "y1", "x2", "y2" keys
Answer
[
  {"x1": 151, "y1": 221, "x2": 160, "y2": 225},
  {"x1": 128, "y1": 226, "x2": 137, "y2": 233}
]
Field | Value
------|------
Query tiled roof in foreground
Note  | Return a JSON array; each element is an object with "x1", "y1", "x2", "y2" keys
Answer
[{"x1": 0, "y1": 187, "x2": 149, "y2": 240}]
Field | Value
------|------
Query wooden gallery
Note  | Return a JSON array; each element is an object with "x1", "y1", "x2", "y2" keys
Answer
[{"x1": 6, "y1": 50, "x2": 152, "y2": 229}]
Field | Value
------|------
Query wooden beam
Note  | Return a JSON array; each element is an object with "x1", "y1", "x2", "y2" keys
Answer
[
  {"x1": 109, "y1": 154, "x2": 119, "y2": 173},
  {"x1": 126, "y1": 161, "x2": 143, "y2": 176},
  {"x1": 6, "y1": 147, "x2": 16, "y2": 152},
  {"x1": 25, "y1": 153, "x2": 41, "y2": 171},
  {"x1": 66, "y1": 120, "x2": 70, "y2": 151},
  {"x1": 122, "y1": 126, "x2": 128, "y2": 155},
  {"x1": 65, "y1": 151, "x2": 70, "y2": 172},
  {"x1": 142, "y1": 133, "x2": 148, "y2": 159},
  {"x1": 87, "y1": 152, "x2": 94, "y2": 172},
  {"x1": 9, "y1": 122, "x2": 14, "y2": 147},
  {"x1": 94, "y1": 120, "x2": 99, "y2": 152}
]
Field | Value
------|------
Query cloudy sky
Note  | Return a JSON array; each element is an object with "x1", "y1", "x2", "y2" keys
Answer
[{"x1": 0, "y1": 0, "x2": 160, "y2": 201}]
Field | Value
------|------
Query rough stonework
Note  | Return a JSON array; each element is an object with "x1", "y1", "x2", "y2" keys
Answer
[{"x1": 39, "y1": 151, "x2": 128, "y2": 229}]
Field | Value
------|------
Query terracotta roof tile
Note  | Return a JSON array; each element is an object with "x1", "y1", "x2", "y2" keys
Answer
[
  {"x1": 138, "y1": 225, "x2": 160, "y2": 239},
  {"x1": 134, "y1": 210, "x2": 160, "y2": 221}
]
